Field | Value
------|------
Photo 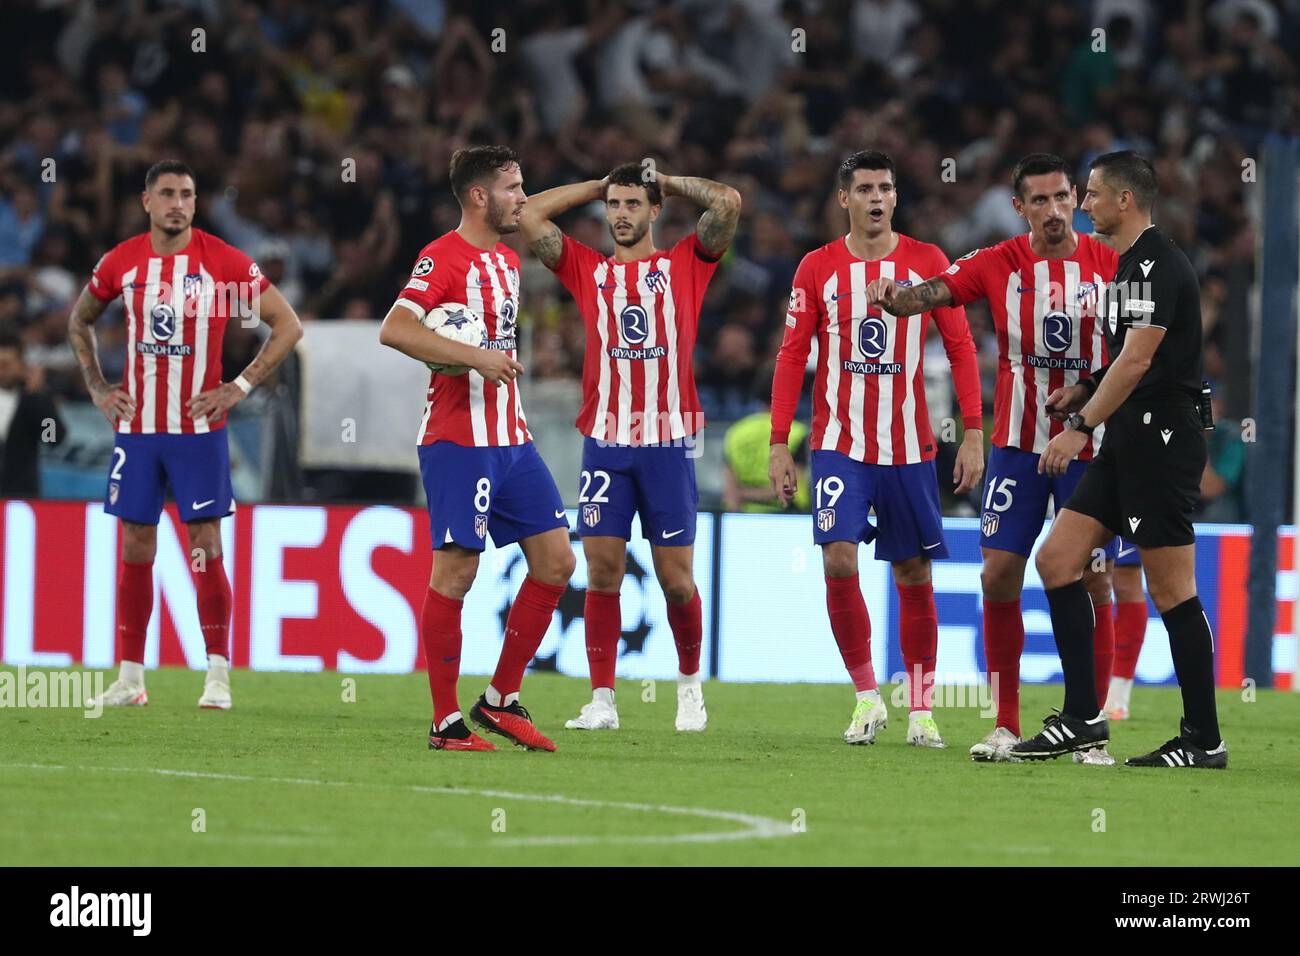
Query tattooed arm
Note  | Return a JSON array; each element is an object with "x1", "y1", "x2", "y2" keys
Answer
[
  {"x1": 864, "y1": 276, "x2": 954, "y2": 316},
  {"x1": 68, "y1": 286, "x2": 136, "y2": 425},
  {"x1": 658, "y1": 174, "x2": 742, "y2": 256},
  {"x1": 519, "y1": 178, "x2": 607, "y2": 268}
]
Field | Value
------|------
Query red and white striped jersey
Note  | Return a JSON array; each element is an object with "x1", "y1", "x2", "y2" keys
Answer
[
  {"x1": 772, "y1": 234, "x2": 983, "y2": 465},
  {"x1": 549, "y1": 232, "x2": 721, "y2": 445},
  {"x1": 88, "y1": 228, "x2": 269, "y2": 435},
  {"x1": 937, "y1": 232, "x2": 1117, "y2": 457},
  {"x1": 392, "y1": 231, "x2": 530, "y2": 447}
]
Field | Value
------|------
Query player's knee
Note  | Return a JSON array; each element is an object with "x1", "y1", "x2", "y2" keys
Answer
[
  {"x1": 822, "y1": 548, "x2": 857, "y2": 579},
  {"x1": 1083, "y1": 570, "x2": 1113, "y2": 605},
  {"x1": 980, "y1": 564, "x2": 1017, "y2": 602},
  {"x1": 660, "y1": 576, "x2": 696, "y2": 606},
  {"x1": 553, "y1": 545, "x2": 578, "y2": 584},
  {"x1": 1146, "y1": 577, "x2": 1194, "y2": 614},
  {"x1": 1034, "y1": 546, "x2": 1076, "y2": 591},
  {"x1": 120, "y1": 523, "x2": 157, "y2": 563},
  {"x1": 892, "y1": 557, "x2": 931, "y2": 586}
]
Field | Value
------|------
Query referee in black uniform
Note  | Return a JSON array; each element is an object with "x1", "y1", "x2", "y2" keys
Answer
[{"x1": 1010, "y1": 150, "x2": 1226, "y2": 768}]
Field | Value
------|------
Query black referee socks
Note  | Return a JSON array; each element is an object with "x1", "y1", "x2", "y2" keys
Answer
[
  {"x1": 1045, "y1": 580, "x2": 1100, "y2": 720},
  {"x1": 1162, "y1": 596, "x2": 1222, "y2": 749}
]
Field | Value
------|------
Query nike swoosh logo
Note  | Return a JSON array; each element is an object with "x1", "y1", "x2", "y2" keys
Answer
[
  {"x1": 1017, "y1": 286, "x2": 1035, "y2": 293},
  {"x1": 192, "y1": 499, "x2": 215, "y2": 510},
  {"x1": 1117, "y1": 547, "x2": 1135, "y2": 557},
  {"x1": 555, "y1": 510, "x2": 567, "y2": 519},
  {"x1": 831, "y1": 292, "x2": 852, "y2": 300},
  {"x1": 662, "y1": 529, "x2": 685, "y2": 539},
  {"x1": 480, "y1": 711, "x2": 502, "y2": 724},
  {"x1": 922, "y1": 542, "x2": 943, "y2": 550}
]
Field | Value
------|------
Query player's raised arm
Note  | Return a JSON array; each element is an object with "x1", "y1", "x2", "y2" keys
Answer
[
  {"x1": 865, "y1": 275, "x2": 954, "y2": 317},
  {"x1": 68, "y1": 285, "x2": 135, "y2": 425},
  {"x1": 378, "y1": 302, "x2": 523, "y2": 386},
  {"x1": 657, "y1": 174, "x2": 742, "y2": 256},
  {"x1": 519, "y1": 178, "x2": 607, "y2": 268},
  {"x1": 188, "y1": 283, "x2": 305, "y2": 421}
]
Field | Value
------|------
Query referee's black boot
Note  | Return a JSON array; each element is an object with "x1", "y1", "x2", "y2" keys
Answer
[
  {"x1": 1009, "y1": 709, "x2": 1108, "y2": 760},
  {"x1": 1125, "y1": 718, "x2": 1228, "y2": 769}
]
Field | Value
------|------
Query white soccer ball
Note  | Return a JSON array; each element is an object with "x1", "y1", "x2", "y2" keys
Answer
[{"x1": 420, "y1": 302, "x2": 487, "y2": 375}]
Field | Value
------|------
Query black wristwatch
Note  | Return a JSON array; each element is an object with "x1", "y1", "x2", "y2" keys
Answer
[{"x1": 1065, "y1": 413, "x2": 1094, "y2": 436}]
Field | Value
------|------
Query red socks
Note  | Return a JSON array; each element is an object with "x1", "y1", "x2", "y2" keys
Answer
[
  {"x1": 421, "y1": 587, "x2": 464, "y2": 726},
  {"x1": 826, "y1": 575, "x2": 875, "y2": 692},
  {"x1": 983, "y1": 599, "x2": 1024, "y2": 736},
  {"x1": 666, "y1": 588, "x2": 703, "y2": 677},
  {"x1": 116, "y1": 559, "x2": 153, "y2": 665},
  {"x1": 1092, "y1": 600, "x2": 1115, "y2": 708},
  {"x1": 491, "y1": 576, "x2": 566, "y2": 699},
  {"x1": 897, "y1": 581, "x2": 938, "y2": 711},
  {"x1": 1113, "y1": 601, "x2": 1148, "y2": 679},
  {"x1": 584, "y1": 590, "x2": 622, "y2": 690},
  {"x1": 193, "y1": 554, "x2": 232, "y2": 659}
]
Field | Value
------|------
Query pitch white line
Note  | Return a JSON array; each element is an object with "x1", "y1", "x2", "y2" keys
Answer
[{"x1": 7, "y1": 763, "x2": 794, "y2": 847}]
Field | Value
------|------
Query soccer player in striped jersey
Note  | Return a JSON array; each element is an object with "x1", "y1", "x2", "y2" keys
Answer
[
  {"x1": 69, "y1": 160, "x2": 304, "y2": 711},
  {"x1": 866, "y1": 153, "x2": 1120, "y2": 762},
  {"x1": 770, "y1": 150, "x2": 986, "y2": 748},
  {"x1": 520, "y1": 162, "x2": 740, "y2": 732},
  {"x1": 379, "y1": 146, "x2": 575, "y2": 753}
]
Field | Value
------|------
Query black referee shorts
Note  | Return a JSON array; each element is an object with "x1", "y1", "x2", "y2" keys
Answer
[{"x1": 1063, "y1": 401, "x2": 1207, "y2": 548}]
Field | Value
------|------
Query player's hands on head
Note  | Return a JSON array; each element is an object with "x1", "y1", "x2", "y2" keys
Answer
[
  {"x1": 768, "y1": 444, "x2": 798, "y2": 508},
  {"x1": 475, "y1": 350, "x2": 524, "y2": 386},
  {"x1": 91, "y1": 382, "x2": 136, "y2": 425},
  {"x1": 187, "y1": 382, "x2": 245, "y2": 421}
]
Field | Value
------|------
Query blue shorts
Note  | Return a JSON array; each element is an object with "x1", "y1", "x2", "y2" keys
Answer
[
  {"x1": 980, "y1": 446, "x2": 1119, "y2": 559},
  {"x1": 809, "y1": 451, "x2": 948, "y2": 561},
  {"x1": 576, "y1": 437, "x2": 699, "y2": 545},
  {"x1": 1115, "y1": 537, "x2": 1141, "y2": 567},
  {"x1": 105, "y1": 431, "x2": 234, "y2": 525},
  {"x1": 418, "y1": 440, "x2": 567, "y2": 550}
]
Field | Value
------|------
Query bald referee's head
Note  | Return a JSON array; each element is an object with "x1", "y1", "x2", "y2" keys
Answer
[{"x1": 1082, "y1": 150, "x2": 1157, "y2": 238}]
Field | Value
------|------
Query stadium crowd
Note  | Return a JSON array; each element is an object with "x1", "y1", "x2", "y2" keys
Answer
[{"x1": 2, "y1": 0, "x2": 1294, "y2": 515}]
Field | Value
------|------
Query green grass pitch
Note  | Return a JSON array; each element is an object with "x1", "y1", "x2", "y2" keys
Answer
[{"x1": 3, "y1": 667, "x2": 1297, "y2": 866}]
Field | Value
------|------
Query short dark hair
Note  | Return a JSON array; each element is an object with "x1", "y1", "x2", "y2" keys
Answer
[
  {"x1": 838, "y1": 150, "x2": 896, "y2": 191},
  {"x1": 145, "y1": 160, "x2": 196, "y2": 191},
  {"x1": 0, "y1": 326, "x2": 22, "y2": 355},
  {"x1": 605, "y1": 162, "x2": 662, "y2": 205},
  {"x1": 1011, "y1": 153, "x2": 1071, "y2": 198},
  {"x1": 448, "y1": 146, "x2": 520, "y2": 204},
  {"x1": 1090, "y1": 150, "x2": 1158, "y2": 211}
]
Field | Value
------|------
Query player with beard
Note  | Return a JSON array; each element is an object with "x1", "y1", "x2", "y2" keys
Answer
[
  {"x1": 770, "y1": 150, "x2": 985, "y2": 747},
  {"x1": 380, "y1": 146, "x2": 575, "y2": 752},
  {"x1": 520, "y1": 162, "x2": 740, "y2": 732},
  {"x1": 73, "y1": 160, "x2": 304, "y2": 712},
  {"x1": 866, "y1": 154, "x2": 1120, "y2": 762}
]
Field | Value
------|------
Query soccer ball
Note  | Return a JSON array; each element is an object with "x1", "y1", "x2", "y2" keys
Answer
[{"x1": 420, "y1": 302, "x2": 487, "y2": 376}]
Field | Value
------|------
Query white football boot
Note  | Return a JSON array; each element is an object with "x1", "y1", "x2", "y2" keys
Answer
[
  {"x1": 969, "y1": 725, "x2": 1021, "y2": 762},
  {"x1": 565, "y1": 688, "x2": 619, "y2": 730},
  {"x1": 906, "y1": 711, "x2": 947, "y2": 748},
  {"x1": 675, "y1": 678, "x2": 707, "y2": 732},
  {"x1": 844, "y1": 695, "x2": 888, "y2": 744},
  {"x1": 88, "y1": 679, "x2": 148, "y2": 708},
  {"x1": 1104, "y1": 676, "x2": 1134, "y2": 721},
  {"x1": 198, "y1": 655, "x2": 232, "y2": 710},
  {"x1": 1072, "y1": 746, "x2": 1117, "y2": 766}
]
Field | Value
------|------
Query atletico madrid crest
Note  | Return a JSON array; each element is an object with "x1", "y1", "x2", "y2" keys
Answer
[
  {"x1": 474, "y1": 514, "x2": 488, "y2": 539},
  {"x1": 582, "y1": 504, "x2": 601, "y2": 527},
  {"x1": 982, "y1": 512, "x2": 999, "y2": 537},
  {"x1": 816, "y1": 508, "x2": 835, "y2": 532},
  {"x1": 108, "y1": 483, "x2": 120, "y2": 506}
]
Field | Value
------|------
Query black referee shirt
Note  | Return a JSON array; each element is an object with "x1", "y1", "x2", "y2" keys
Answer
[{"x1": 1102, "y1": 224, "x2": 1203, "y2": 404}]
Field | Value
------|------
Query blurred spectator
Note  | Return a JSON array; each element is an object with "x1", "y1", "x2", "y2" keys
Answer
[
  {"x1": 722, "y1": 363, "x2": 811, "y2": 512},
  {"x1": 0, "y1": 327, "x2": 64, "y2": 497},
  {"x1": 1197, "y1": 397, "x2": 1247, "y2": 523}
]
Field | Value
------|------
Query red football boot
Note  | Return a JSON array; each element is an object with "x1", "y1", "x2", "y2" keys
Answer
[
  {"x1": 428, "y1": 718, "x2": 497, "y2": 752},
  {"x1": 470, "y1": 697, "x2": 557, "y2": 752}
]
